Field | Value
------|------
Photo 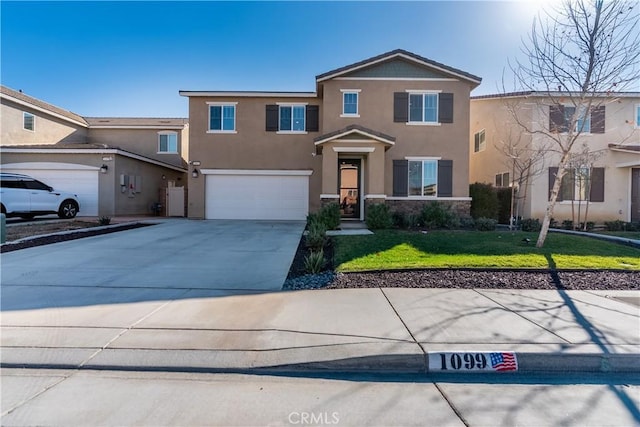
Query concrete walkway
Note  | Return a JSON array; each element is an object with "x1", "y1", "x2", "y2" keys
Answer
[{"x1": 2, "y1": 287, "x2": 638, "y2": 374}]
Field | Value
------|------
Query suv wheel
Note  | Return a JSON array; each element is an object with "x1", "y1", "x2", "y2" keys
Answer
[{"x1": 58, "y1": 200, "x2": 79, "y2": 219}]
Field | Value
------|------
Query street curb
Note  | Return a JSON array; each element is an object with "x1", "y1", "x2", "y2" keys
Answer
[{"x1": 3, "y1": 352, "x2": 638, "y2": 375}]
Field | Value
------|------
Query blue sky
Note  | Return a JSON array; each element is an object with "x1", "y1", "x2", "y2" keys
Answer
[{"x1": 1, "y1": 1, "x2": 544, "y2": 118}]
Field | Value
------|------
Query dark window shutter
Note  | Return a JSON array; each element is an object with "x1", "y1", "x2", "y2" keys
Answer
[
  {"x1": 590, "y1": 106, "x2": 605, "y2": 134},
  {"x1": 393, "y1": 160, "x2": 408, "y2": 197},
  {"x1": 306, "y1": 105, "x2": 319, "y2": 132},
  {"x1": 549, "y1": 167, "x2": 559, "y2": 201},
  {"x1": 437, "y1": 159, "x2": 453, "y2": 197},
  {"x1": 393, "y1": 92, "x2": 408, "y2": 123},
  {"x1": 438, "y1": 93, "x2": 454, "y2": 124},
  {"x1": 549, "y1": 105, "x2": 565, "y2": 133},
  {"x1": 590, "y1": 167, "x2": 605, "y2": 202},
  {"x1": 265, "y1": 105, "x2": 279, "y2": 131}
]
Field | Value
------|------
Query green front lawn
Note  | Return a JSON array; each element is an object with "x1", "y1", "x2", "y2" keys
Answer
[{"x1": 334, "y1": 230, "x2": 640, "y2": 272}]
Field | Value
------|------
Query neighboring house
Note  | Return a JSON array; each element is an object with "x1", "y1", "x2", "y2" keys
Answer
[
  {"x1": 180, "y1": 49, "x2": 481, "y2": 220},
  {"x1": 470, "y1": 91, "x2": 640, "y2": 223},
  {"x1": 0, "y1": 85, "x2": 188, "y2": 217}
]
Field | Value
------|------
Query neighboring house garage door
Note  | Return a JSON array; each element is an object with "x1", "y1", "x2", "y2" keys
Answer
[
  {"x1": 205, "y1": 170, "x2": 311, "y2": 220},
  {"x1": 2, "y1": 162, "x2": 99, "y2": 216}
]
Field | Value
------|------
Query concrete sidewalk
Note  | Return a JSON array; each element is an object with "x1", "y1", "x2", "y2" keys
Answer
[{"x1": 2, "y1": 287, "x2": 638, "y2": 375}]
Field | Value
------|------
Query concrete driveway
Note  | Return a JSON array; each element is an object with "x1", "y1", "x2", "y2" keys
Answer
[{"x1": 1, "y1": 219, "x2": 305, "y2": 292}]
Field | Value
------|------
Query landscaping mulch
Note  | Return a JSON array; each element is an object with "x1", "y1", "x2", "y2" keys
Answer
[
  {"x1": 1, "y1": 223, "x2": 152, "y2": 253},
  {"x1": 285, "y1": 235, "x2": 640, "y2": 291},
  {"x1": 325, "y1": 269, "x2": 640, "y2": 290}
]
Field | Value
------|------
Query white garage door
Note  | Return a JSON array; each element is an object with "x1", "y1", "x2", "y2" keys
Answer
[
  {"x1": 2, "y1": 163, "x2": 99, "y2": 216},
  {"x1": 205, "y1": 171, "x2": 310, "y2": 220}
]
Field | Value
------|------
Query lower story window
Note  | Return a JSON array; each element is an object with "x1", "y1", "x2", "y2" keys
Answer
[
  {"x1": 409, "y1": 160, "x2": 437, "y2": 196},
  {"x1": 495, "y1": 172, "x2": 510, "y2": 187}
]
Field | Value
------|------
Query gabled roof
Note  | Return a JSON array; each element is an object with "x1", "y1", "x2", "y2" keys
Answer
[
  {"x1": 316, "y1": 49, "x2": 482, "y2": 86},
  {"x1": 1, "y1": 85, "x2": 88, "y2": 127},
  {"x1": 314, "y1": 124, "x2": 395, "y2": 146},
  {"x1": 0, "y1": 143, "x2": 187, "y2": 172}
]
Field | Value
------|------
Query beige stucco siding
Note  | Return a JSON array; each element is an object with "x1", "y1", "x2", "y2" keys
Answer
[
  {"x1": 88, "y1": 128, "x2": 186, "y2": 168},
  {"x1": 471, "y1": 95, "x2": 640, "y2": 222},
  {"x1": 1, "y1": 99, "x2": 88, "y2": 145},
  {"x1": 186, "y1": 96, "x2": 322, "y2": 219}
]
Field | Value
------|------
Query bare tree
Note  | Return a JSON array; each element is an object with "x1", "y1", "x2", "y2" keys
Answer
[
  {"x1": 508, "y1": 0, "x2": 639, "y2": 247},
  {"x1": 495, "y1": 123, "x2": 546, "y2": 229}
]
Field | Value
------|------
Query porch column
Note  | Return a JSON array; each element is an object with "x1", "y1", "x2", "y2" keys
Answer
[
  {"x1": 366, "y1": 146, "x2": 385, "y2": 196},
  {"x1": 321, "y1": 143, "x2": 338, "y2": 196}
]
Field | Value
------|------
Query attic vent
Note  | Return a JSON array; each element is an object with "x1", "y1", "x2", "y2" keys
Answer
[
  {"x1": 159, "y1": 120, "x2": 170, "y2": 123},
  {"x1": 98, "y1": 120, "x2": 110, "y2": 123}
]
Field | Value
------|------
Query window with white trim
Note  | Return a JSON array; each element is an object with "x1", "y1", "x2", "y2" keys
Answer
[
  {"x1": 409, "y1": 93, "x2": 438, "y2": 123},
  {"x1": 564, "y1": 106, "x2": 590, "y2": 133},
  {"x1": 208, "y1": 103, "x2": 236, "y2": 132},
  {"x1": 341, "y1": 90, "x2": 359, "y2": 116},
  {"x1": 158, "y1": 132, "x2": 178, "y2": 153},
  {"x1": 474, "y1": 129, "x2": 486, "y2": 153},
  {"x1": 23, "y1": 112, "x2": 35, "y2": 131},
  {"x1": 408, "y1": 160, "x2": 438, "y2": 196},
  {"x1": 635, "y1": 104, "x2": 640, "y2": 128},
  {"x1": 279, "y1": 105, "x2": 305, "y2": 132}
]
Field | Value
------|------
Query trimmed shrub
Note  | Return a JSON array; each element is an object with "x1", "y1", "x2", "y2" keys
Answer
[
  {"x1": 604, "y1": 220, "x2": 625, "y2": 231},
  {"x1": 475, "y1": 217, "x2": 497, "y2": 231},
  {"x1": 304, "y1": 250, "x2": 325, "y2": 274},
  {"x1": 366, "y1": 203, "x2": 393, "y2": 229},
  {"x1": 496, "y1": 187, "x2": 513, "y2": 224},
  {"x1": 562, "y1": 219, "x2": 574, "y2": 230},
  {"x1": 579, "y1": 221, "x2": 595, "y2": 231},
  {"x1": 97, "y1": 216, "x2": 111, "y2": 226},
  {"x1": 469, "y1": 182, "x2": 498, "y2": 220},
  {"x1": 521, "y1": 218, "x2": 542, "y2": 232},
  {"x1": 421, "y1": 202, "x2": 460, "y2": 229},
  {"x1": 459, "y1": 216, "x2": 476, "y2": 230},
  {"x1": 318, "y1": 202, "x2": 341, "y2": 230},
  {"x1": 392, "y1": 211, "x2": 422, "y2": 229}
]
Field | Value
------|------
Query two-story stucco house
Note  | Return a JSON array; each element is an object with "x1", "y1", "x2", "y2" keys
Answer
[
  {"x1": 470, "y1": 91, "x2": 640, "y2": 223},
  {"x1": 1, "y1": 85, "x2": 189, "y2": 217},
  {"x1": 180, "y1": 49, "x2": 482, "y2": 221}
]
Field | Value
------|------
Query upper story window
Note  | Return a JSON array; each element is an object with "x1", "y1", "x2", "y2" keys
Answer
[
  {"x1": 549, "y1": 104, "x2": 605, "y2": 134},
  {"x1": 158, "y1": 132, "x2": 178, "y2": 153},
  {"x1": 409, "y1": 93, "x2": 438, "y2": 123},
  {"x1": 279, "y1": 105, "x2": 306, "y2": 132},
  {"x1": 635, "y1": 104, "x2": 640, "y2": 128},
  {"x1": 208, "y1": 103, "x2": 236, "y2": 133},
  {"x1": 265, "y1": 104, "x2": 318, "y2": 133},
  {"x1": 23, "y1": 112, "x2": 35, "y2": 131},
  {"x1": 564, "y1": 106, "x2": 590, "y2": 133},
  {"x1": 394, "y1": 92, "x2": 453, "y2": 125},
  {"x1": 341, "y1": 89, "x2": 360, "y2": 117},
  {"x1": 474, "y1": 129, "x2": 486, "y2": 153}
]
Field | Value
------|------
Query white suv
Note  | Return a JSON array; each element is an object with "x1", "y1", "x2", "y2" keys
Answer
[{"x1": 0, "y1": 173, "x2": 81, "y2": 219}]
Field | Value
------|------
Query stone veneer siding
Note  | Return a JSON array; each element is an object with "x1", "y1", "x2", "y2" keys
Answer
[{"x1": 382, "y1": 199, "x2": 471, "y2": 218}]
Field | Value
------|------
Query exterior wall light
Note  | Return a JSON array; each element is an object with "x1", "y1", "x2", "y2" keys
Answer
[
  {"x1": 192, "y1": 168, "x2": 199, "y2": 178},
  {"x1": 100, "y1": 164, "x2": 109, "y2": 173}
]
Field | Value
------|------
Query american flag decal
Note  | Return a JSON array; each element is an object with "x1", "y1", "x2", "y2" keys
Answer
[{"x1": 490, "y1": 352, "x2": 518, "y2": 372}]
